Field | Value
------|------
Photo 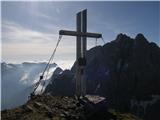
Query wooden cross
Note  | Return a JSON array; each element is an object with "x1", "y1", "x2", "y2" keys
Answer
[{"x1": 59, "y1": 9, "x2": 102, "y2": 98}]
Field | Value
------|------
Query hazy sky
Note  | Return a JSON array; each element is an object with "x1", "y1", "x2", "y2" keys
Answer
[{"x1": 1, "y1": 1, "x2": 160, "y2": 68}]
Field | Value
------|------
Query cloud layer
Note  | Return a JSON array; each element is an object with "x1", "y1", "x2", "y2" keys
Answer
[{"x1": 2, "y1": 20, "x2": 77, "y2": 68}]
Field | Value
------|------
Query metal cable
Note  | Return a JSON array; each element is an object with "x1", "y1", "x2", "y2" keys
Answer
[
  {"x1": 95, "y1": 38, "x2": 97, "y2": 47},
  {"x1": 101, "y1": 36, "x2": 106, "y2": 44},
  {"x1": 42, "y1": 35, "x2": 62, "y2": 77},
  {"x1": 31, "y1": 35, "x2": 62, "y2": 95}
]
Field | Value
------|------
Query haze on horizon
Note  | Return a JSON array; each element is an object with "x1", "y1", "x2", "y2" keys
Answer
[{"x1": 1, "y1": 1, "x2": 160, "y2": 69}]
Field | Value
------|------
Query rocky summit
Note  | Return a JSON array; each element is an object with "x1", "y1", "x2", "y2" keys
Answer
[{"x1": 1, "y1": 95, "x2": 140, "y2": 120}]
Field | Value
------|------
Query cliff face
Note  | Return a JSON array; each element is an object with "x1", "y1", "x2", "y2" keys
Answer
[
  {"x1": 45, "y1": 33, "x2": 160, "y2": 119},
  {"x1": 45, "y1": 69, "x2": 75, "y2": 96}
]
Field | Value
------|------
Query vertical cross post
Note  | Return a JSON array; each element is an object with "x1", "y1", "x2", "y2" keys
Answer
[
  {"x1": 81, "y1": 10, "x2": 87, "y2": 97},
  {"x1": 59, "y1": 9, "x2": 102, "y2": 98},
  {"x1": 76, "y1": 9, "x2": 87, "y2": 98},
  {"x1": 76, "y1": 11, "x2": 81, "y2": 97}
]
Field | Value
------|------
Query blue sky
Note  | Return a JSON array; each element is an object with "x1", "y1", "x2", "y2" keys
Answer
[{"x1": 1, "y1": 1, "x2": 160, "y2": 68}]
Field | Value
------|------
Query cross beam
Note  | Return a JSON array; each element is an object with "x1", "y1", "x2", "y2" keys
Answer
[
  {"x1": 59, "y1": 9, "x2": 102, "y2": 98},
  {"x1": 59, "y1": 30, "x2": 102, "y2": 38}
]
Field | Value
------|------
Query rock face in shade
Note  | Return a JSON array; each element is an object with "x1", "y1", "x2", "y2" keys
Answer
[
  {"x1": 45, "y1": 33, "x2": 160, "y2": 119},
  {"x1": 45, "y1": 69, "x2": 75, "y2": 96}
]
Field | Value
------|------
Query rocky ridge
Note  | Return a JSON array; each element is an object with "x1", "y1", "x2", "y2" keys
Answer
[{"x1": 2, "y1": 95, "x2": 140, "y2": 120}]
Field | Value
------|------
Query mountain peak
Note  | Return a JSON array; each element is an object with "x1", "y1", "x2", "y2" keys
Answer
[
  {"x1": 116, "y1": 33, "x2": 130, "y2": 40},
  {"x1": 135, "y1": 33, "x2": 149, "y2": 45},
  {"x1": 135, "y1": 33, "x2": 146, "y2": 40},
  {"x1": 114, "y1": 33, "x2": 132, "y2": 45},
  {"x1": 115, "y1": 33, "x2": 149, "y2": 46}
]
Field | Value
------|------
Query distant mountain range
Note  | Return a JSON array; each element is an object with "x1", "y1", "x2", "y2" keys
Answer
[
  {"x1": 45, "y1": 33, "x2": 160, "y2": 119},
  {"x1": 1, "y1": 62, "x2": 57, "y2": 110}
]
